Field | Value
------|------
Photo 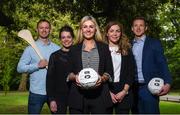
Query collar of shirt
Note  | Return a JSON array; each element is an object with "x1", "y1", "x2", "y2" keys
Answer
[
  {"x1": 37, "y1": 38, "x2": 51, "y2": 46},
  {"x1": 109, "y1": 46, "x2": 119, "y2": 53},
  {"x1": 82, "y1": 42, "x2": 97, "y2": 51},
  {"x1": 133, "y1": 35, "x2": 146, "y2": 44}
]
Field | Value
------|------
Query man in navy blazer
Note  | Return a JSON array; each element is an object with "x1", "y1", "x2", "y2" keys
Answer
[{"x1": 131, "y1": 17, "x2": 172, "y2": 114}]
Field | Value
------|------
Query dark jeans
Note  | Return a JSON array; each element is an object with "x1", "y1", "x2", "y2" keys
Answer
[{"x1": 28, "y1": 92, "x2": 48, "y2": 114}]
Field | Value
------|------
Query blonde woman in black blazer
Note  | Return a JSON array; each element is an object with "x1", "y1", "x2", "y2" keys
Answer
[
  {"x1": 104, "y1": 21, "x2": 134, "y2": 114},
  {"x1": 67, "y1": 16, "x2": 114, "y2": 114}
]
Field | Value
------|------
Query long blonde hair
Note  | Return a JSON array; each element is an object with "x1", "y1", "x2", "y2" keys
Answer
[
  {"x1": 104, "y1": 21, "x2": 131, "y2": 55},
  {"x1": 77, "y1": 16, "x2": 103, "y2": 43}
]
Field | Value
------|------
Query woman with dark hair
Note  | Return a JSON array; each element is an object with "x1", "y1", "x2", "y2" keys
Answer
[
  {"x1": 103, "y1": 21, "x2": 134, "y2": 114},
  {"x1": 46, "y1": 25, "x2": 74, "y2": 114}
]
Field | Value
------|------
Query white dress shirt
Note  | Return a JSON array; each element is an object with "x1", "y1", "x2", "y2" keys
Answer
[{"x1": 109, "y1": 46, "x2": 121, "y2": 83}]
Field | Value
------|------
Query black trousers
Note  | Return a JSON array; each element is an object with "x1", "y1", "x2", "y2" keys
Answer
[
  {"x1": 110, "y1": 82, "x2": 132, "y2": 114},
  {"x1": 114, "y1": 103, "x2": 130, "y2": 114},
  {"x1": 69, "y1": 97, "x2": 111, "y2": 114},
  {"x1": 69, "y1": 88, "x2": 112, "y2": 114}
]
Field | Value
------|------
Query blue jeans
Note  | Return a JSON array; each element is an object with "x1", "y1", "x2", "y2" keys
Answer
[
  {"x1": 138, "y1": 85, "x2": 159, "y2": 114},
  {"x1": 28, "y1": 92, "x2": 48, "y2": 114}
]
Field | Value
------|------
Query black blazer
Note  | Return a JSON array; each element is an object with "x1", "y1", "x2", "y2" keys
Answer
[
  {"x1": 110, "y1": 50, "x2": 134, "y2": 109},
  {"x1": 68, "y1": 41, "x2": 114, "y2": 110}
]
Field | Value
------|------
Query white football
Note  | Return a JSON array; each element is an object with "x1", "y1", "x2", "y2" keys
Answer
[
  {"x1": 148, "y1": 77, "x2": 164, "y2": 95},
  {"x1": 78, "y1": 68, "x2": 99, "y2": 89}
]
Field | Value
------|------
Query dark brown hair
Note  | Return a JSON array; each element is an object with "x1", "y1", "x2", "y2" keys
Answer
[{"x1": 59, "y1": 25, "x2": 75, "y2": 39}]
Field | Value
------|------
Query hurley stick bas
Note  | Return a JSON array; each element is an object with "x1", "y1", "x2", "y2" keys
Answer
[{"x1": 18, "y1": 29, "x2": 47, "y2": 68}]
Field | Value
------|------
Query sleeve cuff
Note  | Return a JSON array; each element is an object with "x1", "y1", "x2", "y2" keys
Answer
[
  {"x1": 103, "y1": 72, "x2": 112, "y2": 83},
  {"x1": 48, "y1": 97, "x2": 55, "y2": 102},
  {"x1": 66, "y1": 75, "x2": 70, "y2": 82},
  {"x1": 66, "y1": 73, "x2": 75, "y2": 82},
  {"x1": 27, "y1": 63, "x2": 39, "y2": 73}
]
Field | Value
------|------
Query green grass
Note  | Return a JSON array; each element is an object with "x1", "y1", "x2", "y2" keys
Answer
[
  {"x1": 160, "y1": 101, "x2": 180, "y2": 114},
  {"x1": 0, "y1": 91, "x2": 50, "y2": 114},
  {"x1": 0, "y1": 91, "x2": 180, "y2": 114},
  {"x1": 168, "y1": 90, "x2": 180, "y2": 96}
]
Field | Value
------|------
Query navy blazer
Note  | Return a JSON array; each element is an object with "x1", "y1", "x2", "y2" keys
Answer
[
  {"x1": 68, "y1": 41, "x2": 114, "y2": 110},
  {"x1": 139, "y1": 37, "x2": 172, "y2": 84}
]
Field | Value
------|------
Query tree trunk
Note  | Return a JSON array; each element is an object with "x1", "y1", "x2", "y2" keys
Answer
[{"x1": 18, "y1": 73, "x2": 28, "y2": 91}]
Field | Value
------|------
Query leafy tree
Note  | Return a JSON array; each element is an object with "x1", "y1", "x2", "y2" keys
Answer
[
  {"x1": 0, "y1": 0, "x2": 78, "y2": 93},
  {"x1": 166, "y1": 40, "x2": 180, "y2": 89},
  {"x1": 0, "y1": 27, "x2": 20, "y2": 95},
  {"x1": 156, "y1": 1, "x2": 180, "y2": 89},
  {"x1": 48, "y1": 0, "x2": 169, "y2": 38}
]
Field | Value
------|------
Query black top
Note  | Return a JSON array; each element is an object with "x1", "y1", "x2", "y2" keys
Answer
[{"x1": 46, "y1": 49, "x2": 72, "y2": 101}]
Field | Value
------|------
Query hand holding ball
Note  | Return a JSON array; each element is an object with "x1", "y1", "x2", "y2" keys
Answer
[
  {"x1": 148, "y1": 77, "x2": 164, "y2": 95},
  {"x1": 78, "y1": 68, "x2": 99, "y2": 89}
]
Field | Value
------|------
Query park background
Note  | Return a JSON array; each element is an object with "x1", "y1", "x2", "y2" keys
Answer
[{"x1": 0, "y1": 0, "x2": 179, "y2": 114}]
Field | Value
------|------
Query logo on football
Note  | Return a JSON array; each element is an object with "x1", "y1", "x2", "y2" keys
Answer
[
  {"x1": 148, "y1": 77, "x2": 164, "y2": 95},
  {"x1": 78, "y1": 68, "x2": 99, "y2": 89}
]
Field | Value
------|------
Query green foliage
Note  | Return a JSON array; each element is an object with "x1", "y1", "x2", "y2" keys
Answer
[
  {"x1": 156, "y1": 2, "x2": 179, "y2": 42},
  {"x1": 12, "y1": 1, "x2": 78, "y2": 44},
  {"x1": 0, "y1": 0, "x2": 78, "y2": 93},
  {"x1": 165, "y1": 39, "x2": 180, "y2": 89},
  {"x1": 156, "y1": 1, "x2": 180, "y2": 89},
  {"x1": 0, "y1": 28, "x2": 20, "y2": 94},
  {"x1": 50, "y1": 0, "x2": 168, "y2": 39}
]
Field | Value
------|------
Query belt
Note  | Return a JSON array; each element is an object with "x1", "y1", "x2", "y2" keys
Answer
[
  {"x1": 134, "y1": 82, "x2": 146, "y2": 86},
  {"x1": 138, "y1": 83, "x2": 146, "y2": 86}
]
